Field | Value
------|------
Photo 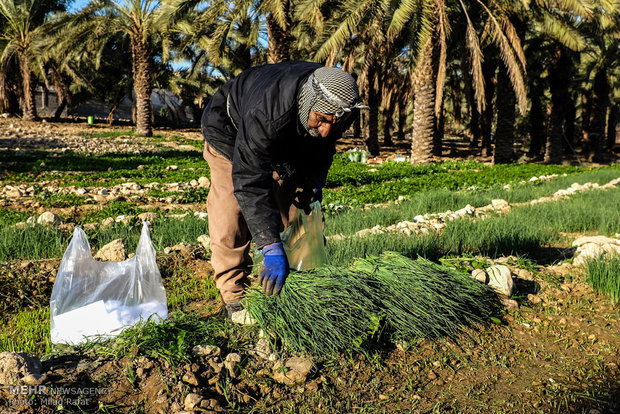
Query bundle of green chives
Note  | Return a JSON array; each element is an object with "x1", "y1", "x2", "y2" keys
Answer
[{"x1": 244, "y1": 252, "x2": 500, "y2": 355}]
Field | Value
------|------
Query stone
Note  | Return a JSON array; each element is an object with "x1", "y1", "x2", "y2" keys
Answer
[
  {"x1": 486, "y1": 265, "x2": 514, "y2": 297},
  {"x1": 192, "y1": 345, "x2": 221, "y2": 358},
  {"x1": 37, "y1": 211, "x2": 62, "y2": 226},
  {"x1": 0, "y1": 352, "x2": 42, "y2": 385},
  {"x1": 167, "y1": 165, "x2": 179, "y2": 171},
  {"x1": 501, "y1": 298, "x2": 519, "y2": 312},
  {"x1": 273, "y1": 356, "x2": 313, "y2": 386},
  {"x1": 182, "y1": 371, "x2": 199, "y2": 386},
  {"x1": 94, "y1": 239, "x2": 126, "y2": 262},
  {"x1": 189, "y1": 180, "x2": 199, "y2": 187},
  {"x1": 254, "y1": 338, "x2": 271, "y2": 359},
  {"x1": 184, "y1": 393, "x2": 203, "y2": 410},
  {"x1": 137, "y1": 212, "x2": 158, "y2": 222},
  {"x1": 572, "y1": 236, "x2": 620, "y2": 247},
  {"x1": 193, "y1": 212, "x2": 208, "y2": 220},
  {"x1": 527, "y1": 294, "x2": 542, "y2": 305},
  {"x1": 574, "y1": 243, "x2": 620, "y2": 266},
  {"x1": 491, "y1": 199, "x2": 511, "y2": 213},
  {"x1": 224, "y1": 353, "x2": 242, "y2": 378},
  {"x1": 197, "y1": 235, "x2": 211, "y2": 253},
  {"x1": 22, "y1": 373, "x2": 46, "y2": 386},
  {"x1": 170, "y1": 243, "x2": 192, "y2": 256},
  {"x1": 471, "y1": 269, "x2": 488, "y2": 283},
  {"x1": 230, "y1": 308, "x2": 257, "y2": 325},
  {"x1": 198, "y1": 176, "x2": 211, "y2": 188},
  {"x1": 101, "y1": 217, "x2": 115, "y2": 227}
]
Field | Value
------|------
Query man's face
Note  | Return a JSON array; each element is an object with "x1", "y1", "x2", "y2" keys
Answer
[{"x1": 307, "y1": 110, "x2": 343, "y2": 138}]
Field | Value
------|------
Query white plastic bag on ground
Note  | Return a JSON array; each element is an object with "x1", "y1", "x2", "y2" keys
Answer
[{"x1": 50, "y1": 222, "x2": 168, "y2": 345}]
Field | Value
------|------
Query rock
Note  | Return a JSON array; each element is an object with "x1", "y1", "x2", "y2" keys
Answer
[
  {"x1": 273, "y1": 356, "x2": 313, "y2": 386},
  {"x1": 486, "y1": 265, "x2": 514, "y2": 297},
  {"x1": 37, "y1": 211, "x2": 62, "y2": 226},
  {"x1": 189, "y1": 179, "x2": 199, "y2": 187},
  {"x1": 501, "y1": 298, "x2": 519, "y2": 312},
  {"x1": 224, "y1": 353, "x2": 242, "y2": 378},
  {"x1": 254, "y1": 338, "x2": 271, "y2": 359},
  {"x1": 230, "y1": 308, "x2": 257, "y2": 325},
  {"x1": 184, "y1": 393, "x2": 203, "y2": 410},
  {"x1": 491, "y1": 199, "x2": 511, "y2": 213},
  {"x1": 192, "y1": 345, "x2": 221, "y2": 357},
  {"x1": 194, "y1": 211, "x2": 208, "y2": 220},
  {"x1": 101, "y1": 217, "x2": 115, "y2": 227},
  {"x1": 572, "y1": 236, "x2": 620, "y2": 247},
  {"x1": 0, "y1": 352, "x2": 42, "y2": 385},
  {"x1": 94, "y1": 239, "x2": 126, "y2": 262},
  {"x1": 137, "y1": 212, "x2": 158, "y2": 222},
  {"x1": 573, "y1": 242, "x2": 620, "y2": 266},
  {"x1": 197, "y1": 234, "x2": 211, "y2": 252},
  {"x1": 471, "y1": 269, "x2": 488, "y2": 283},
  {"x1": 169, "y1": 242, "x2": 192, "y2": 256},
  {"x1": 527, "y1": 294, "x2": 542, "y2": 305},
  {"x1": 192, "y1": 345, "x2": 221, "y2": 358},
  {"x1": 22, "y1": 373, "x2": 46, "y2": 386},
  {"x1": 198, "y1": 176, "x2": 211, "y2": 188},
  {"x1": 182, "y1": 371, "x2": 199, "y2": 386},
  {"x1": 167, "y1": 165, "x2": 179, "y2": 171}
]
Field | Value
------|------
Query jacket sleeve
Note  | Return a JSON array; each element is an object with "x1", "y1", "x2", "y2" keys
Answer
[{"x1": 231, "y1": 108, "x2": 282, "y2": 250}]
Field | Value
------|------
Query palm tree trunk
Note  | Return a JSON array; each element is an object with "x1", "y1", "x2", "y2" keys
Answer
[
  {"x1": 492, "y1": 67, "x2": 516, "y2": 164},
  {"x1": 480, "y1": 61, "x2": 497, "y2": 156},
  {"x1": 460, "y1": 48, "x2": 480, "y2": 147},
  {"x1": 564, "y1": 96, "x2": 576, "y2": 154},
  {"x1": 397, "y1": 95, "x2": 407, "y2": 140},
  {"x1": 17, "y1": 49, "x2": 37, "y2": 121},
  {"x1": 363, "y1": 65, "x2": 380, "y2": 155},
  {"x1": 382, "y1": 103, "x2": 395, "y2": 146},
  {"x1": 266, "y1": 7, "x2": 291, "y2": 63},
  {"x1": 131, "y1": 36, "x2": 153, "y2": 136},
  {"x1": 584, "y1": 69, "x2": 609, "y2": 161},
  {"x1": 545, "y1": 46, "x2": 570, "y2": 164},
  {"x1": 433, "y1": 99, "x2": 444, "y2": 156},
  {"x1": 528, "y1": 90, "x2": 545, "y2": 158},
  {"x1": 410, "y1": 36, "x2": 436, "y2": 164},
  {"x1": 606, "y1": 105, "x2": 617, "y2": 150}
]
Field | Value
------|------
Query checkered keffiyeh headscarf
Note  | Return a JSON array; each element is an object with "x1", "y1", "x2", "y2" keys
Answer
[{"x1": 298, "y1": 67, "x2": 368, "y2": 133}]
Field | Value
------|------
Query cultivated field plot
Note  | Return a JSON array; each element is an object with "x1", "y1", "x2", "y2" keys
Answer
[{"x1": 1, "y1": 119, "x2": 619, "y2": 413}]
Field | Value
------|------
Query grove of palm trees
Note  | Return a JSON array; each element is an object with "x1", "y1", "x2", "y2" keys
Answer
[{"x1": 1, "y1": 0, "x2": 620, "y2": 413}]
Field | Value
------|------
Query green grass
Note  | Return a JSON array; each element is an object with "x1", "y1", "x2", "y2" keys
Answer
[
  {"x1": 585, "y1": 254, "x2": 620, "y2": 304},
  {"x1": 325, "y1": 187, "x2": 620, "y2": 266},
  {"x1": 0, "y1": 216, "x2": 210, "y2": 261},
  {"x1": 0, "y1": 307, "x2": 52, "y2": 354},
  {"x1": 0, "y1": 208, "x2": 30, "y2": 225},
  {"x1": 325, "y1": 167, "x2": 620, "y2": 236},
  {"x1": 245, "y1": 252, "x2": 500, "y2": 355},
  {"x1": 0, "y1": 150, "x2": 209, "y2": 187},
  {"x1": 79, "y1": 311, "x2": 224, "y2": 365},
  {"x1": 323, "y1": 163, "x2": 620, "y2": 206}
]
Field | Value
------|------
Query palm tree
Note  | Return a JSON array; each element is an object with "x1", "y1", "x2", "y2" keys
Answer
[
  {"x1": 577, "y1": 1, "x2": 619, "y2": 161},
  {"x1": 0, "y1": 0, "x2": 52, "y2": 120},
  {"x1": 62, "y1": 0, "x2": 172, "y2": 136}
]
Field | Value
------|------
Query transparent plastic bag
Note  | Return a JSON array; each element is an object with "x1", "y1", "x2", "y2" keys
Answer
[
  {"x1": 281, "y1": 201, "x2": 328, "y2": 270},
  {"x1": 50, "y1": 222, "x2": 168, "y2": 345}
]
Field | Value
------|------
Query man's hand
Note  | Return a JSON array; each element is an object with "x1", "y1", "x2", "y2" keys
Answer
[{"x1": 259, "y1": 242, "x2": 290, "y2": 295}]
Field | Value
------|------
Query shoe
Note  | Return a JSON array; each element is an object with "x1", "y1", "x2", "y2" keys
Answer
[{"x1": 224, "y1": 302, "x2": 257, "y2": 325}]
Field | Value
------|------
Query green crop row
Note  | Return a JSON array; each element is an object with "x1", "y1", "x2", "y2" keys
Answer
[
  {"x1": 323, "y1": 162, "x2": 616, "y2": 206},
  {"x1": 324, "y1": 167, "x2": 620, "y2": 235}
]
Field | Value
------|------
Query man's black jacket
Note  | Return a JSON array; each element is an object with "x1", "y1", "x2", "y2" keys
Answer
[{"x1": 201, "y1": 61, "x2": 355, "y2": 250}]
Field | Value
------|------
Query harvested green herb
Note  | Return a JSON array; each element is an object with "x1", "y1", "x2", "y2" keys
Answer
[{"x1": 245, "y1": 252, "x2": 500, "y2": 355}]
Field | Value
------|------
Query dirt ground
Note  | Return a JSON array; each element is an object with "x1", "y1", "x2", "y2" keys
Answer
[{"x1": 0, "y1": 119, "x2": 619, "y2": 413}]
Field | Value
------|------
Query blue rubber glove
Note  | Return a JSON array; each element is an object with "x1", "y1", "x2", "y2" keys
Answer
[{"x1": 259, "y1": 242, "x2": 290, "y2": 296}]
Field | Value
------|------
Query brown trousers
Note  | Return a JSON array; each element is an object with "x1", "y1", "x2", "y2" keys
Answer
[{"x1": 203, "y1": 142, "x2": 300, "y2": 303}]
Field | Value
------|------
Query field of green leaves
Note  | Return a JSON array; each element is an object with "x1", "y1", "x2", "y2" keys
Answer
[{"x1": 1, "y1": 124, "x2": 619, "y2": 413}]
